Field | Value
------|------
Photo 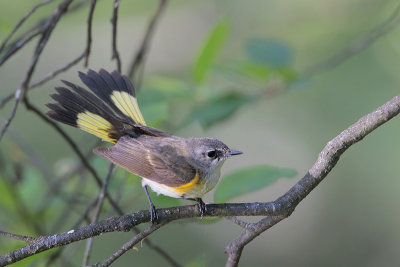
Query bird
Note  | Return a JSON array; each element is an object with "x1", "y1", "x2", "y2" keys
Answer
[{"x1": 46, "y1": 69, "x2": 242, "y2": 222}]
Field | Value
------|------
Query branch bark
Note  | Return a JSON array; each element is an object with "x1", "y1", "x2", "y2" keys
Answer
[
  {"x1": 224, "y1": 94, "x2": 400, "y2": 266},
  {"x1": 2, "y1": 90, "x2": 400, "y2": 264}
]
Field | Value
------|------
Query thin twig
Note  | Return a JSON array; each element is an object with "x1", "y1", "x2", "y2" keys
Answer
[
  {"x1": 22, "y1": 97, "x2": 124, "y2": 216},
  {"x1": 304, "y1": 1, "x2": 400, "y2": 76},
  {"x1": 48, "y1": 176, "x2": 89, "y2": 233},
  {"x1": 0, "y1": 201, "x2": 285, "y2": 266},
  {"x1": 0, "y1": 94, "x2": 14, "y2": 110},
  {"x1": 111, "y1": 0, "x2": 122, "y2": 73},
  {"x1": 82, "y1": 163, "x2": 114, "y2": 267},
  {"x1": 45, "y1": 197, "x2": 99, "y2": 267},
  {"x1": 3, "y1": 90, "x2": 398, "y2": 265},
  {"x1": 84, "y1": 0, "x2": 97, "y2": 67},
  {"x1": 0, "y1": 0, "x2": 88, "y2": 68},
  {"x1": 30, "y1": 51, "x2": 86, "y2": 89},
  {"x1": 0, "y1": 1, "x2": 180, "y2": 266},
  {"x1": 224, "y1": 92, "x2": 400, "y2": 266},
  {"x1": 22, "y1": 98, "x2": 177, "y2": 266},
  {"x1": 137, "y1": 236, "x2": 181, "y2": 267},
  {"x1": 127, "y1": 0, "x2": 168, "y2": 81},
  {"x1": 2, "y1": 173, "x2": 45, "y2": 235},
  {"x1": 0, "y1": 90, "x2": 21, "y2": 140},
  {"x1": 0, "y1": 0, "x2": 74, "y2": 142},
  {"x1": 225, "y1": 217, "x2": 252, "y2": 229},
  {"x1": 0, "y1": 230, "x2": 37, "y2": 243},
  {"x1": 0, "y1": 27, "x2": 43, "y2": 67},
  {"x1": 225, "y1": 216, "x2": 286, "y2": 267},
  {"x1": 93, "y1": 223, "x2": 166, "y2": 267},
  {"x1": 0, "y1": 0, "x2": 54, "y2": 54},
  {"x1": 1, "y1": 51, "x2": 86, "y2": 110},
  {"x1": 40, "y1": 144, "x2": 95, "y2": 212}
]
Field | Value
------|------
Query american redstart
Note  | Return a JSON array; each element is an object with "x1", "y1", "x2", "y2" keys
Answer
[{"x1": 46, "y1": 69, "x2": 242, "y2": 222}]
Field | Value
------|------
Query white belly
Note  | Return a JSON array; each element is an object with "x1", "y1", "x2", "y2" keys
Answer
[
  {"x1": 141, "y1": 178, "x2": 183, "y2": 198},
  {"x1": 141, "y1": 169, "x2": 221, "y2": 199}
]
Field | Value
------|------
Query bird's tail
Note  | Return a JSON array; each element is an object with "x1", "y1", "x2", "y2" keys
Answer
[{"x1": 46, "y1": 69, "x2": 146, "y2": 143}]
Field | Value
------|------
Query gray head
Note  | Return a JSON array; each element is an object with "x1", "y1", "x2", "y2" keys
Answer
[{"x1": 186, "y1": 137, "x2": 242, "y2": 171}]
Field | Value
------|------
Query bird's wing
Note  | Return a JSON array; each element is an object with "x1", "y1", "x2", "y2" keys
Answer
[{"x1": 94, "y1": 136, "x2": 197, "y2": 187}]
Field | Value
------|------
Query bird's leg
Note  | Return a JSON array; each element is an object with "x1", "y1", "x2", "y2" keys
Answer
[
  {"x1": 142, "y1": 185, "x2": 158, "y2": 223},
  {"x1": 188, "y1": 198, "x2": 207, "y2": 218}
]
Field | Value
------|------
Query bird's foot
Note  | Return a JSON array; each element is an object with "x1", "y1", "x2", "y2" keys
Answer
[
  {"x1": 149, "y1": 203, "x2": 159, "y2": 224},
  {"x1": 195, "y1": 198, "x2": 207, "y2": 219}
]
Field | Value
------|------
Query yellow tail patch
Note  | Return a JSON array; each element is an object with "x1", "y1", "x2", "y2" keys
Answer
[
  {"x1": 110, "y1": 91, "x2": 146, "y2": 125},
  {"x1": 77, "y1": 112, "x2": 116, "y2": 143}
]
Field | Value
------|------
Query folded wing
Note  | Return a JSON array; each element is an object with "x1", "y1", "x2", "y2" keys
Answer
[{"x1": 93, "y1": 136, "x2": 197, "y2": 187}]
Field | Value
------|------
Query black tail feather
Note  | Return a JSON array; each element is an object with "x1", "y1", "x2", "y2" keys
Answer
[{"x1": 47, "y1": 69, "x2": 151, "y2": 142}]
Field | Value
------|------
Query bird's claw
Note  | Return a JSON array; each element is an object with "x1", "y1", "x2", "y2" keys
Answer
[
  {"x1": 149, "y1": 203, "x2": 159, "y2": 224},
  {"x1": 195, "y1": 198, "x2": 207, "y2": 219}
]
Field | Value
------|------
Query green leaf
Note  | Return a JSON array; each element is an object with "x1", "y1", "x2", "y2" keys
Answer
[
  {"x1": 146, "y1": 76, "x2": 192, "y2": 98},
  {"x1": 217, "y1": 60, "x2": 271, "y2": 81},
  {"x1": 193, "y1": 19, "x2": 230, "y2": 84},
  {"x1": 290, "y1": 76, "x2": 311, "y2": 90},
  {"x1": 184, "y1": 92, "x2": 251, "y2": 129},
  {"x1": 277, "y1": 68, "x2": 298, "y2": 81},
  {"x1": 234, "y1": 61, "x2": 271, "y2": 79},
  {"x1": 245, "y1": 38, "x2": 292, "y2": 68},
  {"x1": 214, "y1": 165, "x2": 296, "y2": 203},
  {"x1": 184, "y1": 92, "x2": 252, "y2": 128}
]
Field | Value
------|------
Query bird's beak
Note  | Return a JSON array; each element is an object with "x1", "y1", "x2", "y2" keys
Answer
[{"x1": 229, "y1": 150, "x2": 243, "y2": 156}]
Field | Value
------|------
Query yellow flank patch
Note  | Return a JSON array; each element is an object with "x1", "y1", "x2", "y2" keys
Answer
[
  {"x1": 110, "y1": 91, "x2": 146, "y2": 125},
  {"x1": 77, "y1": 112, "x2": 115, "y2": 142},
  {"x1": 172, "y1": 171, "x2": 200, "y2": 195}
]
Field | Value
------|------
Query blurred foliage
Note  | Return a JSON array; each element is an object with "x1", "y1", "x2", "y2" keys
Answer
[
  {"x1": 245, "y1": 38, "x2": 293, "y2": 68},
  {"x1": 0, "y1": 1, "x2": 298, "y2": 244},
  {"x1": 192, "y1": 18, "x2": 230, "y2": 84},
  {"x1": 137, "y1": 18, "x2": 297, "y2": 202},
  {"x1": 183, "y1": 92, "x2": 253, "y2": 129},
  {"x1": 145, "y1": 19, "x2": 298, "y2": 130},
  {"x1": 2, "y1": 0, "x2": 399, "y2": 266},
  {"x1": 214, "y1": 165, "x2": 296, "y2": 203}
]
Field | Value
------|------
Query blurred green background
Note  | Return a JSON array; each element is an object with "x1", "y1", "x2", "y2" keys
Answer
[{"x1": 1, "y1": 0, "x2": 400, "y2": 266}]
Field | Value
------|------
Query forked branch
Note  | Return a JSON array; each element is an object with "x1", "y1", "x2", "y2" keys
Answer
[{"x1": 1, "y1": 93, "x2": 400, "y2": 266}]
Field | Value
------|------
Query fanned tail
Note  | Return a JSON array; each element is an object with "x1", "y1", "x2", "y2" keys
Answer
[{"x1": 46, "y1": 69, "x2": 147, "y2": 143}]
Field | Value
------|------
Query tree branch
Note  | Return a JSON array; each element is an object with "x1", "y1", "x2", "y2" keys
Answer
[
  {"x1": 111, "y1": 0, "x2": 122, "y2": 73},
  {"x1": 224, "y1": 93, "x2": 400, "y2": 266},
  {"x1": 127, "y1": 0, "x2": 168, "y2": 82},
  {"x1": 0, "y1": 51, "x2": 86, "y2": 110},
  {"x1": 0, "y1": 0, "x2": 74, "y2": 142},
  {"x1": 2, "y1": 92, "x2": 400, "y2": 265},
  {"x1": 304, "y1": 1, "x2": 400, "y2": 76},
  {"x1": 84, "y1": 0, "x2": 97, "y2": 67},
  {"x1": 93, "y1": 223, "x2": 166, "y2": 267},
  {"x1": 22, "y1": 97, "x2": 125, "y2": 216},
  {"x1": 0, "y1": 230, "x2": 37, "y2": 244},
  {"x1": 82, "y1": 163, "x2": 114, "y2": 266},
  {"x1": 0, "y1": 0, "x2": 54, "y2": 54}
]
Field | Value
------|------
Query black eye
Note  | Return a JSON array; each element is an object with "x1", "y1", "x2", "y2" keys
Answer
[{"x1": 207, "y1": 150, "x2": 217, "y2": 159}]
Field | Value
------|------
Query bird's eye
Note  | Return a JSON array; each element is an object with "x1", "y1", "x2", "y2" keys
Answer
[{"x1": 207, "y1": 150, "x2": 217, "y2": 159}]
